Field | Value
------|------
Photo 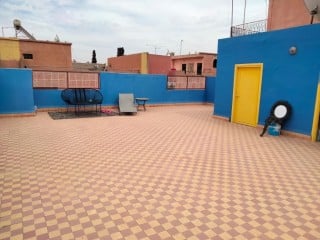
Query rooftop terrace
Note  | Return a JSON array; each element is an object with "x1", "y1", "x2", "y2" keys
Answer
[{"x1": 0, "y1": 105, "x2": 319, "y2": 239}]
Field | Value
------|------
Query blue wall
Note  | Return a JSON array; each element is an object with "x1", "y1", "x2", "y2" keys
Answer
[
  {"x1": 34, "y1": 73, "x2": 211, "y2": 108},
  {"x1": 2, "y1": 71, "x2": 215, "y2": 114},
  {"x1": 100, "y1": 73, "x2": 209, "y2": 105},
  {"x1": 0, "y1": 69, "x2": 34, "y2": 114},
  {"x1": 33, "y1": 89, "x2": 65, "y2": 108},
  {"x1": 34, "y1": 73, "x2": 214, "y2": 108},
  {"x1": 215, "y1": 24, "x2": 320, "y2": 135},
  {"x1": 206, "y1": 76, "x2": 215, "y2": 103}
]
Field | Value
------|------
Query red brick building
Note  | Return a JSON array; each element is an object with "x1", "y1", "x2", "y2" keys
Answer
[
  {"x1": 171, "y1": 52, "x2": 217, "y2": 76},
  {"x1": 0, "y1": 37, "x2": 72, "y2": 70},
  {"x1": 107, "y1": 52, "x2": 171, "y2": 75},
  {"x1": 107, "y1": 52, "x2": 217, "y2": 76}
]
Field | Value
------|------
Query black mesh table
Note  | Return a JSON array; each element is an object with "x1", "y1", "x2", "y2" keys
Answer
[{"x1": 135, "y1": 98, "x2": 149, "y2": 111}]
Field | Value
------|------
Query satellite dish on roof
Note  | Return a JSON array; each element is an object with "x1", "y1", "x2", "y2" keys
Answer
[{"x1": 303, "y1": 0, "x2": 320, "y2": 23}]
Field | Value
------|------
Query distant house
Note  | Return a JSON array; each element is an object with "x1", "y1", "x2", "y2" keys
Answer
[
  {"x1": 107, "y1": 52, "x2": 171, "y2": 75},
  {"x1": 107, "y1": 52, "x2": 217, "y2": 76},
  {"x1": 0, "y1": 37, "x2": 72, "y2": 70},
  {"x1": 72, "y1": 62, "x2": 105, "y2": 72},
  {"x1": 171, "y1": 52, "x2": 217, "y2": 76}
]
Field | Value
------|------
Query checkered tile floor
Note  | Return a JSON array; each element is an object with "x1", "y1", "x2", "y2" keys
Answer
[{"x1": 0, "y1": 105, "x2": 319, "y2": 239}]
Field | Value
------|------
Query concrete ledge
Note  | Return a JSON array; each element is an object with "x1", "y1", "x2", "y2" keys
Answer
[
  {"x1": 0, "y1": 112, "x2": 36, "y2": 118},
  {"x1": 147, "y1": 102, "x2": 212, "y2": 108},
  {"x1": 212, "y1": 115, "x2": 229, "y2": 121},
  {"x1": 256, "y1": 124, "x2": 310, "y2": 140},
  {"x1": 281, "y1": 130, "x2": 310, "y2": 141}
]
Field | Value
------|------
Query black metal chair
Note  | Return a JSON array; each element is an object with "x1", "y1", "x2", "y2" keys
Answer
[
  {"x1": 61, "y1": 89, "x2": 103, "y2": 113},
  {"x1": 61, "y1": 89, "x2": 76, "y2": 112},
  {"x1": 260, "y1": 100, "x2": 292, "y2": 137}
]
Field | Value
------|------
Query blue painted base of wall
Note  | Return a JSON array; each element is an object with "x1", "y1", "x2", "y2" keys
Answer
[{"x1": 33, "y1": 89, "x2": 65, "y2": 108}]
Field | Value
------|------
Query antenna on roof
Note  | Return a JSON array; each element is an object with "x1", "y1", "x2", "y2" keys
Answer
[
  {"x1": 54, "y1": 34, "x2": 60, "y2": 42},
  {"x1": 13, "y1": 19, "x2": 36, "y2": 40},
  {"x1": 146, "y1": 44, "x2": 163, "y2": 54},
  {"x1": 303, "y1": 0, "x2": 320, "y2": 23}
]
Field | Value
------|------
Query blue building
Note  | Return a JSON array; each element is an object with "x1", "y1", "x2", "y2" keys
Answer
[{"x1": 214, "y1": 24, "x2": 320, "y2": 141}]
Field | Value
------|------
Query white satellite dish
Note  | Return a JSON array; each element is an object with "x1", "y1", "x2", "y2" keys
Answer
[{"x1": 303, "y1": 0, "x2": 320, "y2": 23}]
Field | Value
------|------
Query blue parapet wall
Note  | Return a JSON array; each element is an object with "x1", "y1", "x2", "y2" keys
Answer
[
  {"x1": 99, "y1": 73, "x2": 208, "y2": 105},
  {"x1": 33, "y1": 89, "x2": 65, "y2": 109},
  {"x1": 0, "y1": 68, "x2": 34, "y2": 114},
  {"x1": 35, "y1": 73, "x2": 213, "y2": 108},
  {"x1": 1, "y1": 70, "x2": 215, "y2": 115},
  {"x1": 205, "y1": 76, "x2": 215, "y2": 103},
  {"x1": 10, "y1": 69, "x2": 215, "y2": 113},
  {"x1": 215, "y1": 24, "x2": 320, "y2": 135}
]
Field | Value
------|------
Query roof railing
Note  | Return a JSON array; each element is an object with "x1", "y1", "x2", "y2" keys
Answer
[{"x1": 231, "y1": 19, "x2": 267, "y2": 37}]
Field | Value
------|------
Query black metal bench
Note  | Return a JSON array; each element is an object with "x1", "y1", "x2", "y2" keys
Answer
[{"x1": 61, "y1": 88, "x2": 103, "y2": 113}]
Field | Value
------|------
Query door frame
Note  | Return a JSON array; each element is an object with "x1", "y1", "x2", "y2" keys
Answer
[
  {"x1": 231, "y1": 63, "x2": 263, "y2": 126},
  {"x1": 311, "y1": 74, "x2": 320, "y2": 141}
]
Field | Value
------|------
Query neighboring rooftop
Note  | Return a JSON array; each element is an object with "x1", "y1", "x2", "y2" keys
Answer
[{"x1": 72, "y1": 62, "x2": 105, "y2": 72}]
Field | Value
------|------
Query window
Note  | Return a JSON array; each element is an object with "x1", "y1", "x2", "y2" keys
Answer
[
  {"x1": 182, "y1": 64, "x2": 186, "y2": 73},
  {"x1": 213, "y1": 59, "x2": 217, "y2": 68},
  {"x1": 197, "y1": 63, "x2": 202, "y2": 75},
  {"x1": 23, "y1": 53, "x2": 33, "y2": 59}
]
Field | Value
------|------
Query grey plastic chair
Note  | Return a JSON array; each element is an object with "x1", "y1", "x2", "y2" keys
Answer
[{"x1": 118, "y1": 93, "x2": 137, "y2": 114}]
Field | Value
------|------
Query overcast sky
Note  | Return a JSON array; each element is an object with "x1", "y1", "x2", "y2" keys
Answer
[{"x1": 1, "y1": 0, "x2": 268, "y2": 63}]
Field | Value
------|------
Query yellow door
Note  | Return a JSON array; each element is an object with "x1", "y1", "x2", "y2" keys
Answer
[{"x1": 231, "y1": 64, "x2": 263, "y2": 126}]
